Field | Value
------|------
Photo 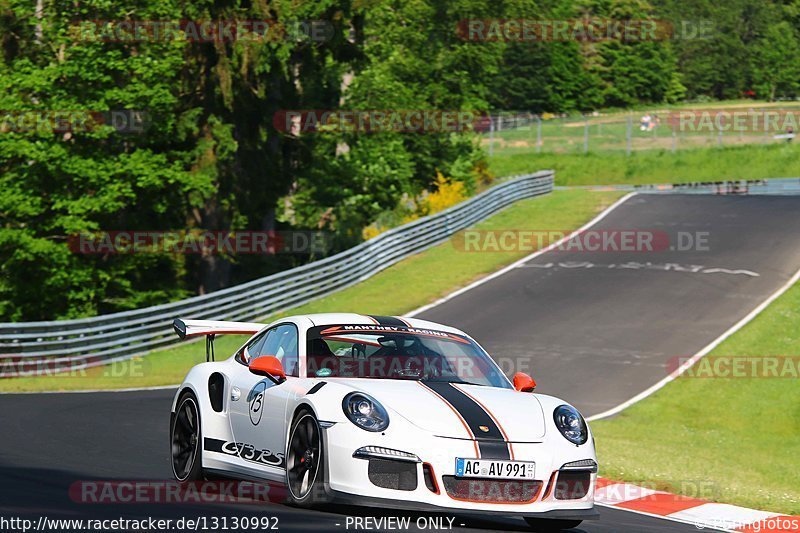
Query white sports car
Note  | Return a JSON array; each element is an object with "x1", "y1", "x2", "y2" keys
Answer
[{"x1": 170, "y1": 313, "x2": 598, "y2": 530}]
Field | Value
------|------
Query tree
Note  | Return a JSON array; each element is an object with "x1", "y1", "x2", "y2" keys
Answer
[
  {"x1": 279, "y1": 0, "x2": 502, "y2": 246},
  {"x1": 0, "y1": 0, "x2": 199, "y2": 320},
  {"x1": 751, "y1": 21, "x2": 800, "y2": 100}
]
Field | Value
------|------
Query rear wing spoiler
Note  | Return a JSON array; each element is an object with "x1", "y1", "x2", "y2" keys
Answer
[{"x1": 172, "y1": 318, "x2": 265, "y2": 340}]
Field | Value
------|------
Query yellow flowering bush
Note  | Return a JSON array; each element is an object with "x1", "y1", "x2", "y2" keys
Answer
[{"x1": 362, "y1": 172, "x2": 470, "y2": 240}]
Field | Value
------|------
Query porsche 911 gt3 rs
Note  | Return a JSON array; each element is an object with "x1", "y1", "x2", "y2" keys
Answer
[{"x1": 170, "y1": 313, "x2": 598, "y2": 530}]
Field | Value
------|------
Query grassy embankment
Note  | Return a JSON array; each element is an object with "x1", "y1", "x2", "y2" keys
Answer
[
  {"x1": 489, "y1": 143, "x2": 800, "y2": 186},
  {"x1": 592, "y1": 281, "x2": 800, "y2": 514}
]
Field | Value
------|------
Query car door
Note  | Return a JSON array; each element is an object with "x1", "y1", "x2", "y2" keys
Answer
[{"x1": 228, "y1": 323, "x2": 299, "y2": 477}]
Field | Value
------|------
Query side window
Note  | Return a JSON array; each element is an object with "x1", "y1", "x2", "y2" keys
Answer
[
  {"x1": 237, "y1": 330, "x2": 268, "y2": 364},
  {"x1": 253, "y1": 324, "x2": 299, "y2": 377},
  {"x1": 248, "y1": 333, "x2": 269, "y2": 359}
]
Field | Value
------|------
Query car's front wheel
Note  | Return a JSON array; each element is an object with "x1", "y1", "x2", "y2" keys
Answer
[
  {"x1": 286, "y1": 409, "x2": 326, "y2": 507},
  {"x1": 171, "y1": 392, "x2": 203, "y2": 482},
  {"x1": 524, "y1": 518, "x2": 582, "y2": 531}
]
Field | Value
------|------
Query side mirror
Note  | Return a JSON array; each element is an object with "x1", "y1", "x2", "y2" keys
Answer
[
  {"x1": 249, "y1": 356, "x2": 286, "y2": 383},
  {"x1": 513, "y1": 372, "x2": 536, "y2": 393}
]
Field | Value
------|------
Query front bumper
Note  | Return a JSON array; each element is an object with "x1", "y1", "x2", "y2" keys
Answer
[
  {"x1": 325, "y1": 490, "x2": 600, "y2": 520},
  {"x1": 322, "y1": 420, "x2": 598, "y2": 519}
]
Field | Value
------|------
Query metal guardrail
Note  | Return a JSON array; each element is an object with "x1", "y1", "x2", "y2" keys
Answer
[{"x1": 0, "y1": 171, "x2": 554, "y2": 375}]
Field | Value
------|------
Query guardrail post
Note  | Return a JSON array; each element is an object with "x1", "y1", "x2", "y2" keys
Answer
[
  {"x1": 536, "y1": 116, "x2": 542, "y2": 154},
  {"x1": 489, "y1": 117, "x2": 495, "y2": 157}
]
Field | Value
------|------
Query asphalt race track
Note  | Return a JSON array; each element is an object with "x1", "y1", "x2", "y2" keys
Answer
[
  {"x1": 3, "y1": 193, "x2": 800, "y2": 532},
  {"x1": 420, "y1": 194, "x2": 800, "y2": 416}
]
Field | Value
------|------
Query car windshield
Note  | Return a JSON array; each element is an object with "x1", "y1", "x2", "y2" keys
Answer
[{"x1": 306, "y1": 324, "x2": 511, "y2": 389}]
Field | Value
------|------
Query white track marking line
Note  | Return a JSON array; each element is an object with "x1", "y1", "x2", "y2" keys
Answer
[
  {"x1": 405, "y1": 189, "x2": 800, "y2": 531},
  {"x1": 595, "y1": 503, "x2": 730, "y2": 532},
  {"x1": 406, "y1": 192, "x2": 638, "y2": 317},
  {"x1": 595, "y1": 479, "x2": 790, "y2": 532},
  {"x1": 668, "y1": 504, "x2": 780, "y2": 531},
  {"x1": 587, "y1": 264, "x2": 800, "y2": 422}
]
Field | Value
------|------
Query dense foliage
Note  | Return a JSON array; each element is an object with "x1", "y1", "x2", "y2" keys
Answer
[{"x1": 0, "y1": 0, "x2": 796, "y2": 321}]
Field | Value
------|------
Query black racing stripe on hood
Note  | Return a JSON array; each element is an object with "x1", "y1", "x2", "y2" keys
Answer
[
  {"x1": 476, "y1": 440, "x2": 511, "y2": 460},
  {"x1": 367, "y1": 315, "x2": 407, "y2": 327},
  {"x1": 424, "y1": 382, "x2": 511, "y2": 460}
]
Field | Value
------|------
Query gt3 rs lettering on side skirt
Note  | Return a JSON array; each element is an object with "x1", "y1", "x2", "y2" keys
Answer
[
  {"x1": 170, "y1": 313, "x2": 598, "y2": 530},
  {"x1": 204, "y1": 438, "x2": 285, "y2": 468}
]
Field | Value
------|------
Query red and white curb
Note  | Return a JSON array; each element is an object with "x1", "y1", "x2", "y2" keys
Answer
[{"x1": 596, "y1": 478, "x2": 800, "y2": 532}]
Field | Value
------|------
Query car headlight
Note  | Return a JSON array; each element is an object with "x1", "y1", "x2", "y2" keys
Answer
[
  {"x1": 553, "y1": 404, "x2": 588, "y2": 445},
  {"x1": 342, "y1": 392, "x2": 390, "y2": 432}
]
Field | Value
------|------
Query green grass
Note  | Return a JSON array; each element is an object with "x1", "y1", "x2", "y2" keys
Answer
[
  {"x1": 592, "y1": 281, "x2": 800, "y2": 514},
  {"x1": 0, "y1": 189, "x2": 623, "y2": 393},
  {"x1": 489, "y1": 143, "x2": 800, "y2": 186}
]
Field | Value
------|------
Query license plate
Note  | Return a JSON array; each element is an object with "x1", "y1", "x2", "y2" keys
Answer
[{"x1": 455, "y1": 458, "x2": 536, "y2": 479}]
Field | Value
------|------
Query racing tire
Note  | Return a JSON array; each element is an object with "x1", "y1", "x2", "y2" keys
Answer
[
  {"x1": 286, "y1": 409, "x2": 327, "y2": 507},
  {"x1": 523, "y1": 518, "x2": 582, "y2": 531},
  {"x1": 171, "y1": 391, "x2": 203, "y2": 482}
]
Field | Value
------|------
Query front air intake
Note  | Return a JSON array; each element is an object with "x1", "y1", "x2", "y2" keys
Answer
[
  {"x1": 442, "y1": 477, "x2": 542, "y2": 503},
  {"x1": 554, "y1": 471, "x2": 591, "y2": 500},
  {"x1": 367, "y1": 459, "x2": 418, "y2": 491},
  {"x1": 422, "y1": 463, "x2": 439, "y2": 494}
]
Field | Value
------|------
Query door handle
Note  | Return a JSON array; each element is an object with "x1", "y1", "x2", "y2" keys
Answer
[{"x1": 231, "y1": 387, "x2": 241, "y2": 401}]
